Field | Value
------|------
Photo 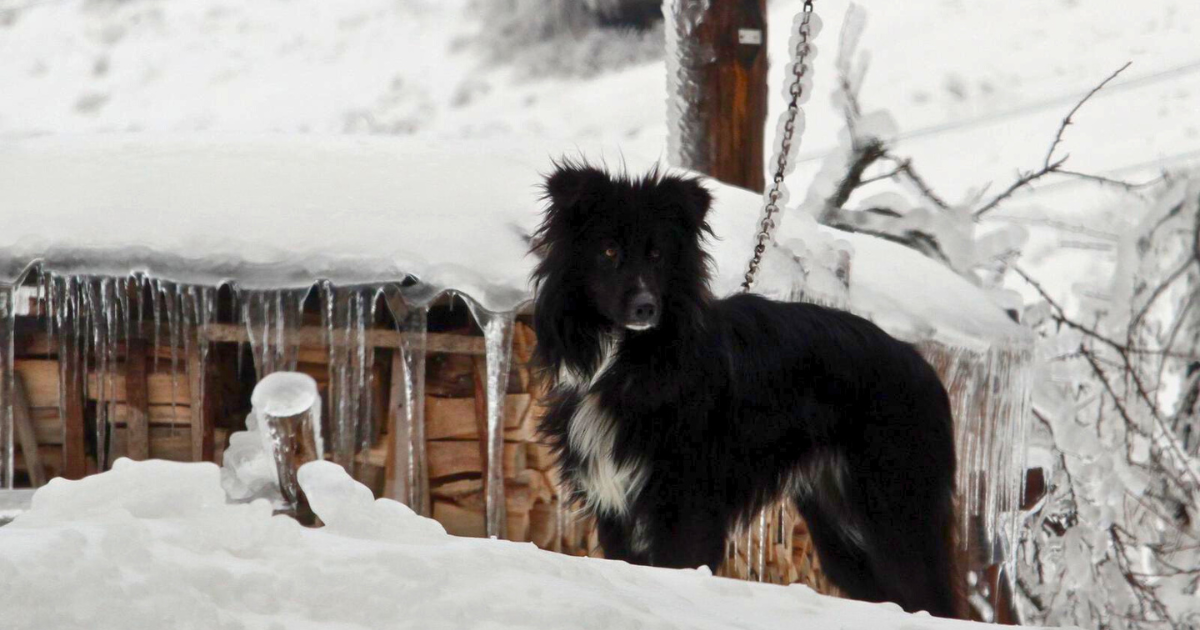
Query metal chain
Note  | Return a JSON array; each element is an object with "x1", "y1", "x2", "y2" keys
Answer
[{"x1": 742, "y1": 0, "x2": 815, "y2": 293}]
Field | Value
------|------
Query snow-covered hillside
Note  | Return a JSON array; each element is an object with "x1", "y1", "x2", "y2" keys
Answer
[{"x1": 0, "y1": 458, "x2": 1070, "y2": 630}]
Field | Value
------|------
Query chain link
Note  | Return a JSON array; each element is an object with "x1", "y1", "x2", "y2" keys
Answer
[{"x1": 741, "y1": 0, "x2": 815, "y2": 293}]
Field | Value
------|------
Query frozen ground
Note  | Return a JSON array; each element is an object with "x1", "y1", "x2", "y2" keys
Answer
[{"x1": 0, "y1": 458, "x2": 1067, "y2": 630}]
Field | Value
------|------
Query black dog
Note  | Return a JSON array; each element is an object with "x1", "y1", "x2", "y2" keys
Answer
[{"x1": 530, "y1": 162, "x2": 963, "y2": 618}]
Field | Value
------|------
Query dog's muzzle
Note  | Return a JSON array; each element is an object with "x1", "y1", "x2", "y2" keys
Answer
[{"x1": 625, "y1": 290, "x2": 659, "y2": 330}]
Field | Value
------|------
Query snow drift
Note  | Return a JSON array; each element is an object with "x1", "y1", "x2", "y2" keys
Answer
[{"x1": 0, "y1": 457, "x2": 1062, "y2": 629}]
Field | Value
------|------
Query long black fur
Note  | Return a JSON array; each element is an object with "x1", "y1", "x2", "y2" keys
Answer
[{"x1": 530, "y1": 161, "x2": 964, "y2": 618}]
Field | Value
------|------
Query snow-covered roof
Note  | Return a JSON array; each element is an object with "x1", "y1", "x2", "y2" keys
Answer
[{"x1": 0, "y1": 135, "x2": 1027, "y2": 349}]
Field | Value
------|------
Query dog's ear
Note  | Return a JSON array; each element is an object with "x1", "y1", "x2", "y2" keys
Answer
[
  {"x1": 543, "y1": 162, "x2": 611, "y2": 217},
  {"x1": 658, "y1": 175, "x2": 714, "y2": 234}
]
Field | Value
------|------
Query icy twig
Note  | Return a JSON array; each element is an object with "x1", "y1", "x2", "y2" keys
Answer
[
  {"x1": 975, "y1": 62, "x2": 1132, "y2": 219},
  {"x1": 1044, "y1": 62, "x2": 1131, "y2": 172}
]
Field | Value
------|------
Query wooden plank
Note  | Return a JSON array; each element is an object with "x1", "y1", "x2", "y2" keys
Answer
[
  {"x1": 85, "y1": 371, "x2": 190, "y2": 405},
  {"x1": 12, "y1": 373, "x2": 47, "y2": 487},
  {"x1": 111, "y1": 426, "x2": 194, "y2": 462},
  {"x1": 124, "y1": 337, "x2": 150, "y2": 460},
  {"x1": 201, "y1": 323, "x2": 487, "y2": 355},
  {"x1": 108, "y1": 404, "x2": 192, "y2": 426},
  {"x1": 425, "y1": 394, "x2": 529, "y2": 441},
  {"x1": 426, "y1": 441, "x2": 525, "y2": 480}
]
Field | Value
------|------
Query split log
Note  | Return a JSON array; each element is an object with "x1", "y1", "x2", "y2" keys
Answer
[
  {"x1": 14, "y1": 360, "x2": 59, "y2": 408},
  {"x1": 425, "y1": 394, "x2": 530, "y2": 441},
  {"x1": 85, "y1": 371, "x2": 190, "y2": 405},
  {"x1": 30, "y1": 408, "x2": 61, "y2": 445},
  {"x1": 426, "y1": 441, "x2": 526, "y2": 480},
  {"x1": 526, "y1": 443, "x2": 557, "y2": 471},
  {"x1": 109, "y1": 426, "x2": 193, "y2": 462}
]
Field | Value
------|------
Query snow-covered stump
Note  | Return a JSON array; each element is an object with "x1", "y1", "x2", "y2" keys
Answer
[{"x1": 252, "y1": 372, "x2": 325, "y2": 525}]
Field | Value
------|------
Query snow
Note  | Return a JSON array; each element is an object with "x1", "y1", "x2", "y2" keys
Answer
[
  {"x1": 0, "y1": 489, "x2": 34, "y2": 524},
  {"x1": 221, "y1": 410, "x2": 284, "y2": 506},
  {"x1": 0, "y1": 458, "x2": 1069, "y2": 629},
  {"x1": 251, "y1": 372, "x2": 320, "y2": 419},
  {"x1": 0, "y1": 134, "x2": 1025, "y2": 350}
]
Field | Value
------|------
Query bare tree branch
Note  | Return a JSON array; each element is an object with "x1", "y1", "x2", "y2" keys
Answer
[
  {"x1": 974, "y1": 62, "x2": 1132, "y2": 219},
  {"x1": 1045, "y1": 62, "x2": 1132, "y2": 170}
]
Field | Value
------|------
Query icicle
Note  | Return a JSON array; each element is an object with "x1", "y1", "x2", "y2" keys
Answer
[
  {"x1": 757, "y1": 509, "x2": 768, "y2": 582},
  {"x1": 55, "y1": 278, "x2": 69, "y2": 432},
  {"x1": 924, "y1": 341, "x2": 1033, "y2": 571},
  {"x1": 0, "y1": 283, "x2": 15, "y2": 488},
  {"x1": 468, "y1": 302, "x2": 515, "y2": 539},
  {"x1": 325, "y1": 285, "x2": 356, "y2": 471},
  {"x1": 744, "y1": 522, "x2": 754, "y2": 579},
  {"x1": 663, "y1": 0, "x2": 714, "y2": 172},
  {"x1": 160, "y1": 282, "x2": 180, "y2": 418},
  {"x1": 152, "y1": 279, "x2": 162, "y2": 373},
  {"x1": 99, "y1": 278, "x2": 119, "y2": 471},
  {"x1": 384, "y1": 286, "x2": 430, "y2": 514}
]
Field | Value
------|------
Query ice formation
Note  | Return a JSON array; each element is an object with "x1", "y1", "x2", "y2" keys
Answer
[
  {"x1": 0, "y1": 136, "x2": 1033, "y2": 566},
  {"x1": 0, "y1": 457, "x2": 1037, "y2": 629},
  {"x1": 220, "y1": 408, "x2": 284, "y2": 506},
  {"x1": 251, "y1": 372, "x2": 324, "y2": 514}
]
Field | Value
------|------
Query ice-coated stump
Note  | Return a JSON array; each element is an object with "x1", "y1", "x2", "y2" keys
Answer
[{"x1": 252, "y1": 371, "x2": 325, "y2": 524}]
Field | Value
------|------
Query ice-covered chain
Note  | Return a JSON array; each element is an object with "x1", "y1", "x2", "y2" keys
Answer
[{"x1": 742, "y1": 0, "x2": 815, "y2": 293}]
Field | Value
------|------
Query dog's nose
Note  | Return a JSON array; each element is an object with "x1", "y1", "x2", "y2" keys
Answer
[{"x1": 627, "y1": 292, "x2": 659, "y2": 329}]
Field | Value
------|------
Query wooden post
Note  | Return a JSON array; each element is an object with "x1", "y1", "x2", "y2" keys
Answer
[
  {"x1": 384, "y1": 351, "x2": 406, "y2": 501},
  {"x1": 125, "y1": 337, "x2": 151, "y2": 460},
  {"x1": 187, "y1": 343, "x2": 214, "y2": 462},
  {"x1": 61, "y1": 338, "x2": 87, "y2": 480},
  {"x1": 667, "y1": 0, "x2": 768, "y2": 192}
]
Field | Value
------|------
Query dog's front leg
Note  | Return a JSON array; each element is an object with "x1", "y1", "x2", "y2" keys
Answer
[
  {"x1": 642, "y1": 497, "x2": 729, "y2": 572},
  {"x1": 595, "y1": 514, "x2": 650, "y2": 565}
]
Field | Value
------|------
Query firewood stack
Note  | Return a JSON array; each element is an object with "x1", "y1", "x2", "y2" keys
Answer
[
  {"x1": 409, "y1": 321, "x2": 577, "y2": 550},
  {"x1": 11, "y1": 329, "x2": 217, "y2": 482},
  {"x1": 10, "y1": 299, "x2": 836, "y2": 595}
]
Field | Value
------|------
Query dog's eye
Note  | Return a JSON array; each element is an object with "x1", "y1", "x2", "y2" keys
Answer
[
  {"x1": 604, "y1": 247, "x2": 619, "y2": 259},
  {"x1": 648, "y1": 248, "x2": 661, "y2": 260}
]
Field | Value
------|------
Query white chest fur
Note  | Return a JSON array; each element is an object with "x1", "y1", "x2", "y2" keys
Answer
[{"x1": 562, "y1": 338, "x2": 648, "y2": 516}]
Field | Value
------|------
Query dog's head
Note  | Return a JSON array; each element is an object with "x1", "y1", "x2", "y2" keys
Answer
[{"x1": 531, "y1": 161, "x2": 713, "y2": 338}]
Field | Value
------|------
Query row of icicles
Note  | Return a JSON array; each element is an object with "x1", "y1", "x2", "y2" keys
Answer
[{"x1": 0, "y1": 268, "x2": 519, "y2": 539}]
